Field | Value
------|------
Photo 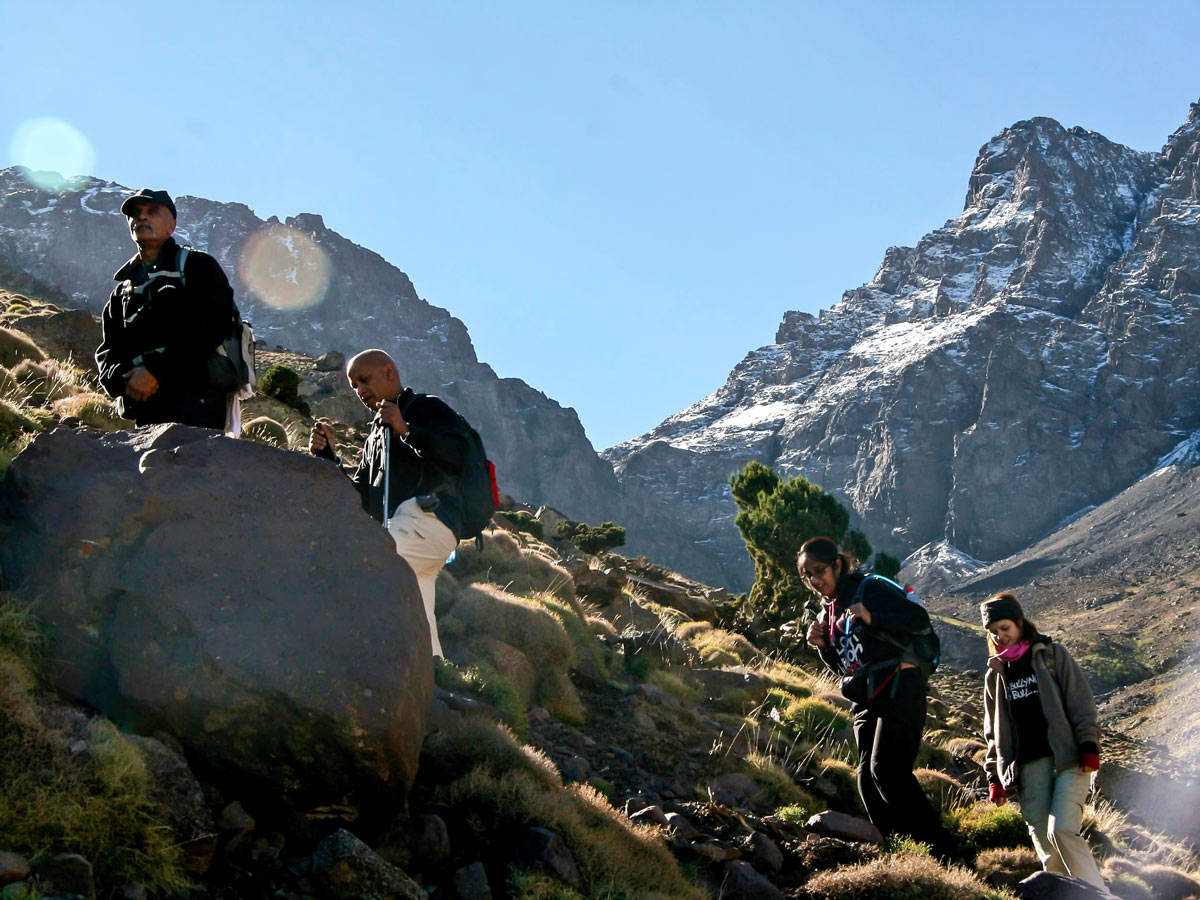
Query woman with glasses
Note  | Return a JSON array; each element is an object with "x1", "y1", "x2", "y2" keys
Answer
[
  {"x1": 800, "y1": 536, "x2": 955, "y2": 859},
  {"x1": 981, "y1": 593, "x2": 1107, "y2": 890}
]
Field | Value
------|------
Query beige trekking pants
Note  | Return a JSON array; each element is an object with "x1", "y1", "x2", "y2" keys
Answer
[
  {"x1": 1017, "y1": 757, "x2": 1107, "y2": 890},
  {"x1": 386, "y1": 497, "x2": 458, "y2": 658}
]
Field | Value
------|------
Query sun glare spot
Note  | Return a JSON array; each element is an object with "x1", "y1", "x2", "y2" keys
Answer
[
  {"x1": 9, "y1": 116, "x2": 96, "y2": 192},
  {"x1": 239, "y1": 224, "x2": 331, "y2": 311}
]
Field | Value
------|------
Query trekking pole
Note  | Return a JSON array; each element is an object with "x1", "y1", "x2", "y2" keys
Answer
[{"x1": 382, "y1": 426, "x2": 392, "y2": 532}]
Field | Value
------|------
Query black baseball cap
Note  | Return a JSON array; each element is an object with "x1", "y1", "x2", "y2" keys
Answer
[{"x1": 120, "y1": 188, "x2": 177, "y2": 219}]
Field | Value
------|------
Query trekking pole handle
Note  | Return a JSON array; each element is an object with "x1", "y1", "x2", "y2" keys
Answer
[{"x1": 382, "y1": 427, "x2": 392, "y2": 532}]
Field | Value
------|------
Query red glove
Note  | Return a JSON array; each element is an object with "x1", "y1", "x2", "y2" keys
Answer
[
  {"x1": 988, "y1": 782, "x2": 1006, "y2": 806},
  {"x1": 1080, "y1": 752, "x2": 1100, "y2": 772}
]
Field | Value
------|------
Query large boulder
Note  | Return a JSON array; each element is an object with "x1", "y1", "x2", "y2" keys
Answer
[{"x1": 0, "y1": 424, "x2": 432, "y2": 811}]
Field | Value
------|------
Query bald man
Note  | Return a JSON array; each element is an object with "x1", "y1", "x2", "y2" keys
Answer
[{"x1": 309, "y1": 350, "x2": 467, "y2": 657}]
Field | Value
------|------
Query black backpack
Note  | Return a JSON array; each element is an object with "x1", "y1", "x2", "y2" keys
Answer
[
  {"x1": 177, "y1": 246, "x2": 256, "y2": 395},
  {"x1": 442, "y1": 408, "x2": 499, "y2": 544},
  {"x1": 853, "y1": 574, "x2": 941, "y2": 690}
]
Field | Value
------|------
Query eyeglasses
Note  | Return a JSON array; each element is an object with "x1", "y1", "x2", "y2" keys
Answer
[{"x1": 801, "y1": 566, "x2": 828, "y2": 583}]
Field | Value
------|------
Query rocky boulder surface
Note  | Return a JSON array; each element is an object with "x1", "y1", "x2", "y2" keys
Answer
[
  {"x1": 606, "y1": 102, "x2": 1200, "y2": 590},
  {"x1": 0, "y1": 424, "x2": 432, "y2": 810}
]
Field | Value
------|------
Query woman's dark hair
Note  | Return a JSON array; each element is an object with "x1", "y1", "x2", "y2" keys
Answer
[
  {"x1": 984, "y1": 592, "x2": 1041, "y2": 653},
  {"x1": 797, "y1": 536, "x2": 857, "y2": 578}
]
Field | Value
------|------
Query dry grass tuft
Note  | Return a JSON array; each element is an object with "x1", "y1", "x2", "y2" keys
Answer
[
  {"x1": 973, "y1": 847, "x2": 1039, "y2": 887},
  {"x1": 745, "y1": 752, "x2": 808, "y2": 807},
  {"x1": 422, "y1": 719, "x2": 705, "y2": 899},
  {"x1": 242, "y1": 415, "x2": 291, "y2": 449},
  {"x1": 943, "y1": 737, "x2": 987, "y2": 759},
  {"x1": 805, "y1": 849, "x2": 1010, "y2": 899},
  {"x1": 439, "y1": 584, "x2": 582, "y2": 724},
  {"x1": 816, "y1": 756, "x2": 861, "y2": 811},
  {"x1": 449, "y1": 531, "x2": 576, "y2": 602},
  {"x1": 1103, "y1": 858, "x2": 1200, "y2": 900},
  {"x1": 947, "y1": 802, "x2": 1031, "y2": 859},
  {"x1": 0, "y1": 327, "x2": 45, "y2": 367},
  {"x1": 9, "y1": 357, "x2": 91, "y2": 406},
  {"x1": 915, "y1": 768, "x2": 973, "y2": 814},
  {"x1": 684, "y1": 626, "x2": 760, "y2": 666},
  {"x1": 52, "y1": 391, "x2": 126, "y2": 431}
]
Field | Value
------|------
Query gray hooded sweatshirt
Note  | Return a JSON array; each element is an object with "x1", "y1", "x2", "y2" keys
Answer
[{"x1": 983, "y1": 638, "x2": 1100, "y2": 791}]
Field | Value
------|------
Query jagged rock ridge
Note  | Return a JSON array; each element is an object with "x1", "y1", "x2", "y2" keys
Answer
[
  {"x1": 0, "y1": 169, "x2": 623, "y2": 523},
  {"x1": 607, "y1": 103, "x2": 1200, "y2": 591}
]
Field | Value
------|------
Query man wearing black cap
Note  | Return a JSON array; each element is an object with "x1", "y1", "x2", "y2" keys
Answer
[{"x1": 95, "y1": 188, "x2": 238, "y2": 429}]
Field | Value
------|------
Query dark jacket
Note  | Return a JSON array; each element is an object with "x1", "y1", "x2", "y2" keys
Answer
[
  {"x1": 95, "y1": 237, "x2": 236, "y2": 427},
  {"x1": 983, "y1": 637, "x2": 1101, "y2": 791},
  {"x1": 339, "y1": 389, "x2": 469, "y2": 537},
  {"x1": 815, "y1": 571, "x2": 931, "y2": 704}
]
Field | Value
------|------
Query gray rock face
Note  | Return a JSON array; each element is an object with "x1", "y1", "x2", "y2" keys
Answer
[
  {"x1": 606, "y1": 103, "x2": 1200, "y2": 589},
  {"x1": 0, "y1": 424, "x2": 432, "y2": 810},
  {"x1": 0, "y1": 168, "x2": 623, "y2": 525}
]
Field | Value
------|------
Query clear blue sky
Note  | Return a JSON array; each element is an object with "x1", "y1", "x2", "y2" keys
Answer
[{"x1": 2, "y1": 2, "x2": 1197, "y2": 449}]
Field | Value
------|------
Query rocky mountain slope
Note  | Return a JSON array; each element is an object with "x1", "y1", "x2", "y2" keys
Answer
[
  {"x1": 606, "y1": 102, "x2": 1200, "y2": 592},
  {"x1": 0, "y1": 168, "x2": 627, "y2": 525}
]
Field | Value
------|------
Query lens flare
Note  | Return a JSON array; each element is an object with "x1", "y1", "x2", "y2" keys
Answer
[
  {"x1": 9, "y1": 116, "x2": 96, "y2": 192},
  {"x1": 239, "y1": 224, "x2": 331, "y2": 311}
]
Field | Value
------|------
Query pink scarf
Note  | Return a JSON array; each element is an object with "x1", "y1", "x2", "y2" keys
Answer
[{"x1": 996, "y1": 640, "x2": 1031, "y2": 662}]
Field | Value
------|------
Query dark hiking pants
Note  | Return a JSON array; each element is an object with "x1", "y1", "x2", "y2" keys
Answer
[{"x1": 851, "y1": 667, "x2": 953, "y2": 855}]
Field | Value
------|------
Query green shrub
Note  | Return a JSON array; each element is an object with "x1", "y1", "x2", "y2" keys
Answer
[
  {"x1": 773, "y1": 804, "x2": 811, "y2": 824},
  {"x1": 779, "y1": 696, "x2": 850, "y2": 741},
  {"x1": 872, "y1": 552, "x2": 902, "y2": 581},
  {"x1": 257, "y1": 364, "x2": 311, "y2": 416},
  {"x1": 647, "y1": 670, "x2": 700, "y2": 704},
  {"x1": 496, "y1": 510, "x2": 544, "y2": 539},
  {"x1": 947, "y1": 802, "x2": 1031, "y2": 859},
  {"x1": 556, "y1": 519, "x2": 626, "y2": 554}
]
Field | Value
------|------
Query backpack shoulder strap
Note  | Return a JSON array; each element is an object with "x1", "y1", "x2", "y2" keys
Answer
[{"x1": 175, "y1": 245, "x2": 191, "y2": 286}]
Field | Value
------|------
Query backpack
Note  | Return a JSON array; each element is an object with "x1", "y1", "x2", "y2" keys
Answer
[
  {"x1": 445, "y1": 408, "x2": 500, "y2": 544},
  {"x1": 853, "y1": 574, "x2": 941, "y2": 689},
  {"x1": 178, "y1": 246, "x2": 256, "y2": 398}
]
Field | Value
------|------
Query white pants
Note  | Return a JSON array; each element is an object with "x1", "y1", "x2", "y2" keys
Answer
[
  {"x1": 386, "y1": 497, "x2": 458, "y2": 658},
  {"x1": 1017, "y1": 757, "x2": 1107, "y2": 890}
]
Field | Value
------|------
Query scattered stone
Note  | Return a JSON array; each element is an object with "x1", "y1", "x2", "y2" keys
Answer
[
  {"x1": 1014, "y1": 871, "x2": 1119, "y2": 899},
  {"x1": 690, "y1": 838, "x2": 739, "y2": 862},
  {"x1": 748, "y1": 831, "x2": 783, "y2": 874},
  {"x1": 414, "y1": 814, "x2": 452, "y2": 868},
  {"x1": 629, "y1": 805, "x2": 670, "y2": 828},
  {"x1": 560, "y1": 755, "x2": 591, "y2": 782},
  {"x1": 0, "y1": 855, "x2": 30, "y2": 885},
  {"x1": 310, "y1": 829, "x2": 423, "y2": 900},
  {"x1": 719, "y1": 860, "x2": 786, "y2": 899},
  {"x1": 218, "y1": 801, "x2": 256, "y2": 854},
  {"x1": 708, "y1": 773, "x2": 766, "y2": 808},
  {"x1": 514, "y1": 827, "x2": 582, "y2": 889},
  {"x1": 664, "y1": 812, "x2": 703, "y2": 842},
  {"x1": 805, "y1": 811, "x2": 883, "y2": 844},
  {"x1": 30, "y1": 854, "x2": 93, "y2": 900},
  {"x1": 314, "y1": 350, "x2": 346, "y2": 372},
  {"x1": 453, "y1": 861, "x2": 493, "y2": 899}
]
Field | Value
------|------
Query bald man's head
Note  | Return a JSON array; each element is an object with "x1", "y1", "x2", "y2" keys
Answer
[{"x1": 346, "y1": 349, "x2": 403, "y2": 410}]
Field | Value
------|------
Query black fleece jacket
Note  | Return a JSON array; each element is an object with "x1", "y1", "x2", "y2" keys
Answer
[{"x1": 95, "y1": 237, "x2": 235, "y2": 426}]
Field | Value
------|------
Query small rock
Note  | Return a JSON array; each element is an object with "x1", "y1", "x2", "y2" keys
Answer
[
  {"x1": 31, "y1": 854, "x2": 94, "y2": 900},
  {"x1": 690, "y1": 838, "x2": 738, "y2": 862},
  {"x1": 748, "y1": 831, "x2": 783, "y2": 874},
  {"x1": 528, "y1": 706, "x2": 552, "y2": 724},
  {"x1": 805, "y1": 811, "x2": 883, "y2": 844},
  {"x1": 453, "y1": 861, "x2": 493, "y2": 899},
  {"x1": 1014, "y1": 871, "x2": 1119, "y2": 900},
  {"x1": 314, "y1": 350, "x2": 346, "y2": 372},
  {"x1": 664, "y1": 812, "x2": 702, "y2": 842},
  {"x1": 631, "y1": 704, "x2": 656, "y2": 731},
  {"x1": 310, "y1": 829, "x2": 423, "y2": 900},
  {"x1": 117, "y1": 884, "x2": 147, "y2": 900},
  {"x1": 218, "y1": 800, "x2": 256, "y2": 853},
  {"x1": 629, "y1": 805, "x2": 670, "y2": 828},
  {"x1": 720, "y1": 860, "x2": 786, "y2": 899},
  {"x1": 708, "y1": 773, "x2": 766, "y2": 808},
  {"x1": 514, "y1": 827, "x2": 582, "y2": 889},
  {"x1": 0, "y1": 854, "x2": 30, "y2": 885},
  {"x1": 560, "y1": 755, "x2": 591, "y2": 783},
  {"x1": 414, "y1": 814, "x2": 451, "y2": 867}
]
